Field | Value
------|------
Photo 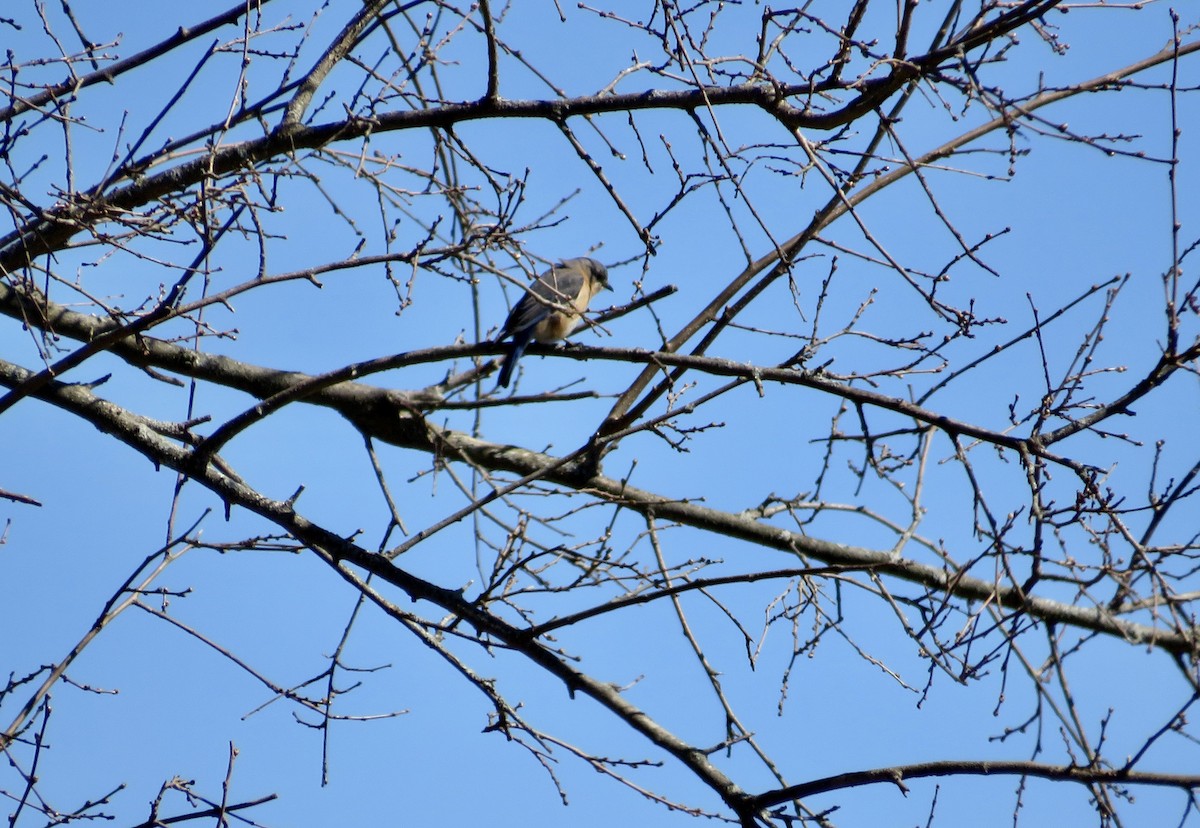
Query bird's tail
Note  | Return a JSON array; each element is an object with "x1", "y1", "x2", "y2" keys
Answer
[{"x1": 495, "y1": 336, "x2": 529, "y2": 388}]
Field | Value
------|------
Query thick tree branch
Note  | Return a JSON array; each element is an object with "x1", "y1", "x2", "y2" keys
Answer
[{"x1": 0, "y1": 357, "x2": 754, "y2": 815}]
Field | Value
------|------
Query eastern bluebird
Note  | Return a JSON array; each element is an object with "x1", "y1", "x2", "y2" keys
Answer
[{"x1": 495, "y1": 257, "x2": 611, "y2": 388}]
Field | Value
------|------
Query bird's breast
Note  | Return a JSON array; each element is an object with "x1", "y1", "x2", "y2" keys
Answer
[{"x1": 531, "y1": 311, "x2": 578, "y2": 342}]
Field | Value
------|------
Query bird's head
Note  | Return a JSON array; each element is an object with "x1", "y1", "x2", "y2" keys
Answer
[{"x1": 577, "y1": 257, "x2": 612, "y2": 292}]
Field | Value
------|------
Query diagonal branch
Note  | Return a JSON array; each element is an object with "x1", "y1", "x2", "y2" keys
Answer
[
  {"x1": 0, "y1": 357, "x2": 755, "y2": 815},
  {"x1": 0, "y1": 0, "x2": 278, "y2": 123}
]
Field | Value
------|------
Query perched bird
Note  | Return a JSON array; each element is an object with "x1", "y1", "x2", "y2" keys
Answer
[{"x1": 495, "y1": 257, "x2": 611, "y2": 388}]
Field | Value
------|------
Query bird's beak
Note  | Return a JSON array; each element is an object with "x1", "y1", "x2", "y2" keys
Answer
[{"x1": 602, "y1": 282, "x2": 614, "y2": 292}]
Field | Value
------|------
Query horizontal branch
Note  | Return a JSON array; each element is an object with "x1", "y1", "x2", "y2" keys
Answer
[
  {"x1": 548, "y1": 346, "x2": 1094, "y2": 469},
  {"x1": 0, "y1": 82, "x2": 823, "y2": 265},
  {"x1": 11, "y1": 3, "x2": 1186, "y2": 276},
  {"x1": 0, "y1": 268, "x2": 1156, "y2": 473},
  {"x1": 126, "y1": 794, "x2": 279, "y2": 828},
  {"x1": 0, "y1": 338, "x2": 1191, "y2": 657},
  {"x1": 750, "y1": 759, "x2": 1200, "y2": 808}
]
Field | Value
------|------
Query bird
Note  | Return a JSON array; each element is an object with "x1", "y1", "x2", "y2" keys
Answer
[{"x1": 494, "y1": 257, "x2": 611, "y2": 388}]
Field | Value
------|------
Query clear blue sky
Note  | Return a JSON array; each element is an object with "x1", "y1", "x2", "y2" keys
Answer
[{"x1": 2, "y1": 2, "x2": 1198, "y2": 826}]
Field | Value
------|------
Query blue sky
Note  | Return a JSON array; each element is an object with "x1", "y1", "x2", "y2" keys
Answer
[{"x1": 2, "y1": 2, "x2": 1199, "y2": 826}]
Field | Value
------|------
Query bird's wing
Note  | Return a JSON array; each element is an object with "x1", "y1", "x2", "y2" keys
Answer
[
  {"x1": 501, "y1": 264, "x2": 587, "y2": 336},
  {"x1": 533, "y1": 265, "x2": 588, "y2": 311}
]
